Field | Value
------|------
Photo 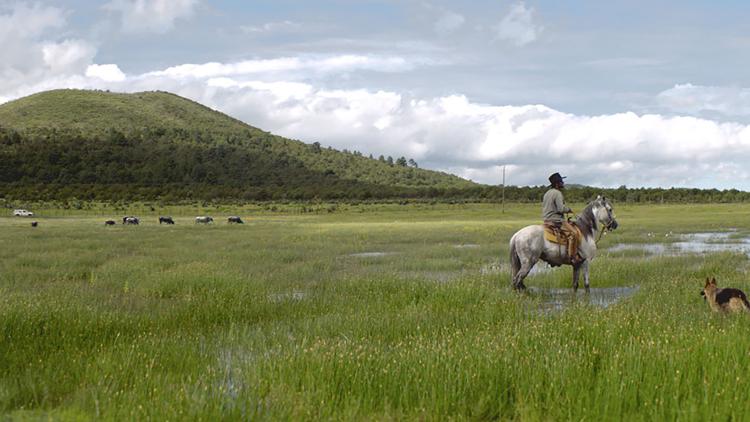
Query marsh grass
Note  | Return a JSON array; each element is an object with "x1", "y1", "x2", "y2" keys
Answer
[{"x1": 3, "y1": 203, "x2": 750, "y2": 420}]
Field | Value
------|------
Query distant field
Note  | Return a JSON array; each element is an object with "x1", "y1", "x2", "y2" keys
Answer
[{"x1": 2, "y1": 203, "x2": 750, "y2": 420}]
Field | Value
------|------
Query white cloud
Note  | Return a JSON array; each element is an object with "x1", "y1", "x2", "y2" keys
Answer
[
  {"x1": 494, "y1": 1, "x2": 542, "y2": 47},
  {"x1": 420, "y1": 3, "x2": 465, "y2": 35},
  {"x1": 143, "y1": 75, "x2": 749, "y2": 188},
  {"x1": 86, "y1": 64, "x2": 127, "y2": 82},
  {"x1": 583, "y1": 57, "x2": 664, "y2": 69},
  {"x1": 145, "y1": 55, "x2": 422, "y2": 79},
  {"x1": 0, "y1": 4, "x2": 96, "y2": 98},
  {"x1": 241, "y1": 20, "x2": 300, "y2": 34},
  {"x1": 42, "y1": 40, "x2": 97, "y2": 73},
  {"x1": 104, "y1": 0, "x2": 199, "y2": 34},
  {"x1": 186, "y1": 84, "x2": 750, "y2": 188},
  {"x1": 434, "y1": 9, "x2": 465, "y2": 35},
  {"x1": 657, "y1": 83, "x2": 750, "y2": 117},
  {"x1": 0, "y1": 3, "x2": 67, "y2": 71},
  {"x1": 0, "y1": 3, "x2": 66, "y2": 41}
]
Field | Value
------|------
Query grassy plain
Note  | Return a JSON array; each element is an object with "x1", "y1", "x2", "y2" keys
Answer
[{"x1": 2, "y1": 202, "x2": 750, "y2": 420}]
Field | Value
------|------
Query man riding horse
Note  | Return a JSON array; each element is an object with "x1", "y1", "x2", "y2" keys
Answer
[
  {"x1": 511, "y1": 181, "x2": 618, "y2": 291},
  {"x1": 542, "y1": 172, "x2": 583, "y2": 265}
]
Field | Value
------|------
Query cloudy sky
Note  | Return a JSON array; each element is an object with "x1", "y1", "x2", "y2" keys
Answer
[{"x1": 3, "y1": 1, "x2": 750, "y2": 189}]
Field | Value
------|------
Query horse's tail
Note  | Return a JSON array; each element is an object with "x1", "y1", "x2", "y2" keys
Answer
[{"x1": 510, "y1": 236, "x2": 521, "y2": 282}]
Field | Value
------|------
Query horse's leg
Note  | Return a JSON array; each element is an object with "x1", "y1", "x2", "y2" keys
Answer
[
  {"x1": 512, "y1": 258, "x2": 536, "y2": 290},
  {"x1": 572, "y1": 264, "x2": 581, "y2": 292},
  {"x1": 582, "y1": 260, "x2": 591, "y2": 292}
]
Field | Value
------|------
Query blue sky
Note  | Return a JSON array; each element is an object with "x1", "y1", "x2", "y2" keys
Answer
[{"x1": 3, "y1": 1, "x2": 750, "y2": 189}]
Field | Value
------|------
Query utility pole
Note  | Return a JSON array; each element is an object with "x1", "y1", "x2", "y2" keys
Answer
[{"x1": 501, "y1": 165, "x2": 506, "y2": 213}]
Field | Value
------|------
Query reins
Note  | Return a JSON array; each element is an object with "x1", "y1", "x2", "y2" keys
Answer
[
  {"x1": 595, "y1": 225, "x2": 607, "y2": 246},
  {"x1": 574, "y1": 206, "x2": 609, "y2": 246}
]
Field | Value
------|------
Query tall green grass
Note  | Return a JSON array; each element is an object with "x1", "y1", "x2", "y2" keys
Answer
[{"x1": 2, "y1": 203, "x2": 750, "y2": 420}]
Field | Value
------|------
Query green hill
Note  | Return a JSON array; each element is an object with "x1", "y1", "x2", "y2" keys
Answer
[
  {"x1": 0, "y1": 89, "x2": 257, "y2": 134},
  {"x1": 0, "y1": 89, "x2": 477, "y2": 201}
]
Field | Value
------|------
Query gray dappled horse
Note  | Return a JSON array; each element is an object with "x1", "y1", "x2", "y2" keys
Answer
[{"x1": 509, "y1": 195, "x2": 618, "y2": 292}]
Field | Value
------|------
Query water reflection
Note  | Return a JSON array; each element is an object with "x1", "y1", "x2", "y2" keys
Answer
[
  {"x1": 528, "y1": 286, "x2": 639, "y2": 312},
  {"x1": 349, "y1": 252, "x2": 396, "y2": 258},
  {"x1": 608, "y1": 231, "x2": 750, "y2": 257}
]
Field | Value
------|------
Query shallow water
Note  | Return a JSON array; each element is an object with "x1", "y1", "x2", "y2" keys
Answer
[
  {"x1": 529, "y1": 286, "x2": 639, "y2": 312},
  {"x1": 607, "y1": 243, "x2": 669, "y2": 254},
  {"x1": 683, "y1": 231, "x2": 738, "y2": 242},
  {"x1": 349, "y1": 252, "x2": 396, "y2": 258},
  {"x1": 267, "y1": 291, "x2": 307, "y2": 303},
  {"x1": 454, "y1": 244, "x2": 480, "y2": 249},
  {"x1": 607, "y1": 231, "x2": 750, "y2": 257},
  {"x1": 481, "y1": 262, "x2": 552, "y2": 276}
]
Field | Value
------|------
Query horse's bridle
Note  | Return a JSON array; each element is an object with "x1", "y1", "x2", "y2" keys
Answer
[{"x1": 595, "y1": 203, "x2": 616, "y2": 245}]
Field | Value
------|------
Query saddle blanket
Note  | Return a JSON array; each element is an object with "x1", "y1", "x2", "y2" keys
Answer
[{"x1": 543, "y1": 223, "x2": 582, "y2": 245}]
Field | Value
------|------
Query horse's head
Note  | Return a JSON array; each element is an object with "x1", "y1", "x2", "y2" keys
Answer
[{"x1": 592, "y1": 195, "x2": 618, "y2": 231}]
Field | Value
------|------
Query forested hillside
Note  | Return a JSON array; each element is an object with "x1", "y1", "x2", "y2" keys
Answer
[{"x1": 0, "y1": 89, "x2": 475, "y2": 200}]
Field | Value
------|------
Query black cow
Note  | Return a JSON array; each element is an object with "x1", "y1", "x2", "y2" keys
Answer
[
  {"x1": 159, "y1": 216, "x2": 175, "y2": 225},
  {"x1": 31, "y1": 221, "x2": 38, "y2": 227},
  {"x1": 105, "y1": 220, "x2": 116, "y2": 226},
  {"x1": 227, "y1": 216, "x2": 244, "y2": 224}
]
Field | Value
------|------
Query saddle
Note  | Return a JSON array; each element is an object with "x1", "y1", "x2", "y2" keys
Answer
[{"x1": 543, "y1": 221, "x2": 582, "y2": 245}]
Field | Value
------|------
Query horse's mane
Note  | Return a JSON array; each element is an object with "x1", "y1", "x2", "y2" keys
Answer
[{"x1": 575, "y1": 201, "x2": 599, "y2": 240}]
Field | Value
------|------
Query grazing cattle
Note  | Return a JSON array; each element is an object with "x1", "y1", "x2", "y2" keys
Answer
[
  {"x1": 31, "y1": 221, "x2": 38, "y2": 227},
  {"x1": 195, "y1": 216, "x2": 213, "y2": 224},
  {"x1": 105, "y1": 220, "x2": 116, "y2": 226},
  {"x1": 123, "y1": 216, "x2": 140, "y2": 225},
  {"x1": 227, "y1": 216, "x2": 244, "y2": 224},
  {"x1": 159, "y1": 216, "x2": 175, "y2": 225}
]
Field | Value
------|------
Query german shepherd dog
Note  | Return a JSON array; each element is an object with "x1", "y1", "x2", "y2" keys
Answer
[{"x1": 701, "y1": 277, "x2": 750, "y2": 313}]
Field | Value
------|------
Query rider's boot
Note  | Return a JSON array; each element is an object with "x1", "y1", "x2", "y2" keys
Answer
[{"x1": 570, "y1": 253, "x2": 584, "y2": 265}]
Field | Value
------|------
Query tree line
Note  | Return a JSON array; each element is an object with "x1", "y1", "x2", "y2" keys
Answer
[
  {"x1": 0, "y1": 127, "x2": 748, "y2": 203},
  {"x1": 0, "y1": 127, "x2": 467, "y2": 201}
]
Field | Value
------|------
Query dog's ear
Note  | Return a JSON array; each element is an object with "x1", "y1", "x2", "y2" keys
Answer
[
  {"x1": 711, "y1": 277, "x2": 717, "y2": 286},
  {"x1": 705, "y1": 277, "x2": 710, "y2": 287}
]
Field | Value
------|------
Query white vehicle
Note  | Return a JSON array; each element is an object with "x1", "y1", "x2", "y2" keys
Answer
[{"x1": 13, "y1": 209, "x2": 34, "y2": 217}]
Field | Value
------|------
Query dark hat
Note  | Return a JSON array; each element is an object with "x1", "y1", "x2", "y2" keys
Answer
[{"x1": 548, "y1": 172, "x2": 566, "y2": 185}]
